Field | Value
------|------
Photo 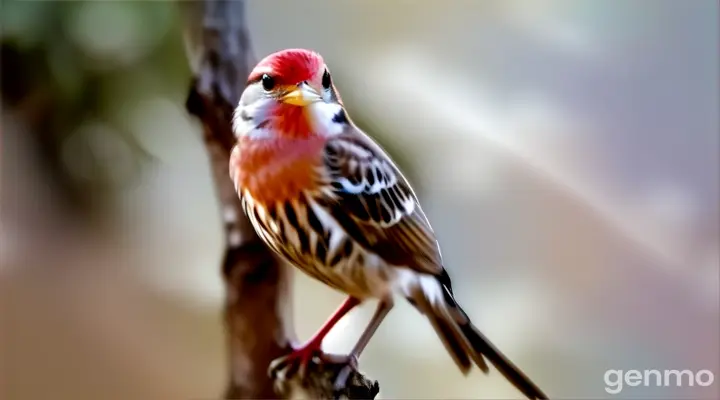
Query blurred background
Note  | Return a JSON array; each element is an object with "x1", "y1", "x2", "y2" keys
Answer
[{"x1": 1, "y1": 0, "x2": 718, "y2": 399}]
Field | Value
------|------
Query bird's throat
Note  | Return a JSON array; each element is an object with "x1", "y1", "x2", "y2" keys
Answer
[{"x1": 268, "y1": 104, "x2": 315, "y2": 139}]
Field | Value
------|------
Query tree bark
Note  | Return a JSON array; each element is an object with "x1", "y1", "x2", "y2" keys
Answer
[{"x1": 180, "y1": 1, "x2": 379, "y2": 398}]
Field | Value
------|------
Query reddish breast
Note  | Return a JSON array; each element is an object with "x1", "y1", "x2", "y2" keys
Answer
[{"x1": 231, "y1": 136, "x2": 326, "y2": 206}]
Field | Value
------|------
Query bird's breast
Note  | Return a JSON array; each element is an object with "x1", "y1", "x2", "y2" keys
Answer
[{"x1": 230, "y1": 136, "x2": 326, "y2": 206}]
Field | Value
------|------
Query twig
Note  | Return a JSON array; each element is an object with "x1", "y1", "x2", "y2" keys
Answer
[{"x1": 180, "y1": 1, "x2": 378, "y2": 398}]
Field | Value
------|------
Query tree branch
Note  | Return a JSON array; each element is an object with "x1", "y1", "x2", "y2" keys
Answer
[{"x1": 180, "y1": 1, "x2": 378, "y2": 398}]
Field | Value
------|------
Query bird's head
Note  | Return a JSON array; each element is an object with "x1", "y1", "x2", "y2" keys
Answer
[{"x1": 233, "y1": 49, "x2": 349, "y2": 140}]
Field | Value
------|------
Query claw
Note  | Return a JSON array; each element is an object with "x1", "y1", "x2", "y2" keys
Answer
[
  {"x1": 268, "y1": 346, "x2": 361, "y2": 389},
  {"x1": 269, "y1": 344, "x2": 323, "y2": 380}
]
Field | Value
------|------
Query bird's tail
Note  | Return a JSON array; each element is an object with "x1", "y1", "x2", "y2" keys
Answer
[{"x1": 408, "y1": 277, "x2": 548, "y2": 400}]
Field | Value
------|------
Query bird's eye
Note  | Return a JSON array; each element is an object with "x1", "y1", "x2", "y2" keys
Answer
[
  {"x1": 261, "y1": 74, "x2": 275, "y2": 91},
  {"x1": 321, "y1": 70, "x2": 331, "y2": 89}
]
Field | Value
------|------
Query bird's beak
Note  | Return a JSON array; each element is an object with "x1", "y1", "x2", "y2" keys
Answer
[{"x1": 281, "y1": 83, "x2": 322, "y2": 106}]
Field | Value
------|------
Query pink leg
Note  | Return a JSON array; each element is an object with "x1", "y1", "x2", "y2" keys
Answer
[{"x1": 283, "y1": 296, "x2": 361, "y2": 370}]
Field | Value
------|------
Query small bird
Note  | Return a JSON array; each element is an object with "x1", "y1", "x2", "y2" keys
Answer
[{"x1": 230, "y1": 48, "x2": 548, "y2": 399}]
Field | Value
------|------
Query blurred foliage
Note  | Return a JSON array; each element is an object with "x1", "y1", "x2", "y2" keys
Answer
[
  {"x1": 1, "y1": 1, "x2": 191, "y2": 218},
  {"x1": 0, "y1": 0, "x2": 419, "y2": 218}
]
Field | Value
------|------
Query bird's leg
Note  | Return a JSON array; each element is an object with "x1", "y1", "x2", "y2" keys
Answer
[
  {"x1": 350, "y1": 298, "x2": 394, "y2": 358},
  {"x1": 271, "y1": 296, "x2": 361, "y2": 378},
  {"x1": 333, "y1": 298, "x2": 394, "y2": 390}
]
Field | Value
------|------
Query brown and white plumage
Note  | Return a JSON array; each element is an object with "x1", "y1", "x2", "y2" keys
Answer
[
  {"x1": 230, "y1": 48, "x2": 548, "y2": 399},
  {"x1": 232, "y1": 131, "x2": 435, "y2": 298}
]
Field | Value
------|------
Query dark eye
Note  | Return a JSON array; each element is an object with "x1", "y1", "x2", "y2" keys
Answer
[
  {"x1": 261, "y1": 74, "x2": 275, "y2": 91},
  {"x1": 321, "y1": 70, "x2": 331, "y2": 89}
]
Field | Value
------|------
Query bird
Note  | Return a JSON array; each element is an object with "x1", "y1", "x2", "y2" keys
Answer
[{"x1": 229, "y1": 48, "x2": 548, "y2": 399}]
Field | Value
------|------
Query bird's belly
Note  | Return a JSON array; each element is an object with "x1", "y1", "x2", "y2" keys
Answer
[
  {"x1": 253, "y1": 225, "x2": 392, "y2": 299},
  {"x1": 285, "y1": 243, "x2": 394, "y2": 300},
  {"x1": 240, "y1": 192, "x2": 394, "y2": 300}
]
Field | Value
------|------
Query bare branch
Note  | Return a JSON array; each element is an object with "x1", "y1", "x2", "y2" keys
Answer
[{"x1": 180, "y1": 1, "x2": 378, "y2": 398}]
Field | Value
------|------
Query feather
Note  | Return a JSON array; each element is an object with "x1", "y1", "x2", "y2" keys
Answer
[{"x1": 316, "y1": 129, "x2": 444, "y2": 276}]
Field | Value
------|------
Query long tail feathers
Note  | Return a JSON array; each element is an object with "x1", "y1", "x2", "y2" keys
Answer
[
  {"x1": 424, "y1": 306, "x2": 473, "y2": 372},
  {"x1": 410, "y1": 281, "x2": 549, "y2": 400},
  {"x1": 456, "y1": 315, "x2": 548, "y2": 399}
]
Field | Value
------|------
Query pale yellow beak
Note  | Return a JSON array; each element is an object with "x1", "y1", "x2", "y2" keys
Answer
[{"x1": 281, "y1": 84, "x2": 323, "y2": 106}]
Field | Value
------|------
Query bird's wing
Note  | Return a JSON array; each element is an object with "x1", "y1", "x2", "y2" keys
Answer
[{"x1": 317, "y1": 131, "x2": 443, "y2": 276}]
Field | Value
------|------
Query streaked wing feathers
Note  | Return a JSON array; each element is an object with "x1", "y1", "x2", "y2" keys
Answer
[{"x1": 320, "y1": 132, "x2": 443, "y2": 275}]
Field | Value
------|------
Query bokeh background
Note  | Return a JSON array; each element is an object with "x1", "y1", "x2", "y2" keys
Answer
[{"x1": 2, "y1": 0, "x2": 718, "y2": 399}]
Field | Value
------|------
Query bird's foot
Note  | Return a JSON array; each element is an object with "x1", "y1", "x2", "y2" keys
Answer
[
  {"x1": 269, "y1": 341, "x2": 350, "y2": 380},
  {"x1": 269, "y1": 343, "x2": 319, "y2": 380}
]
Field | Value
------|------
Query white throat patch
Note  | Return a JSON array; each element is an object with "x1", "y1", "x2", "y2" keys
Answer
[{"x1": 306, "y1": 101, "x2": 346, "y2": 136}]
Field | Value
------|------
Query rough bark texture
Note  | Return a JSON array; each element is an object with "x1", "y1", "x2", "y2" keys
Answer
[{"x1": 180, "y1": 1, "x2": 378, "y2": 398}]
